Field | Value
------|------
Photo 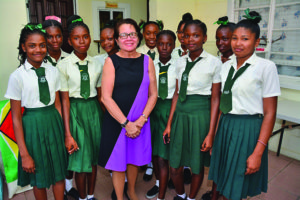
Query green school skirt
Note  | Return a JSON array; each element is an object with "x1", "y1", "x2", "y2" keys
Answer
[
  {"x1": 68, "y1": 97, "x2": 103, "y2": 173},
  {"x1": 18, "y1": 104, "x2": 67, "y2": 189},
  {"x1": 169, "y1": 95, "x2": 211, "y2": 174},
  {"x1": 150, "y1": 98, "x2": 172, "y2": 160},
  {"x1": 208, "y1": 113, "x2": 268, "y2": 200}
]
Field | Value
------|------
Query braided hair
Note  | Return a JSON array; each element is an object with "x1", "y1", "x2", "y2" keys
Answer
[{"x1": 18, "y1": 23, "x2": 47, "y2": 66}]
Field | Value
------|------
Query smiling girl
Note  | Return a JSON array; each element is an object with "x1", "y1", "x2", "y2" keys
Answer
[
  {"x1": 57, "y1": 15, "x2": 103, "y2": 200},
  {"x1": 137, "y1": 20, "x2": 164, "y2": 61},
  {"x1": 6, "y1": 23, "x2": 67, "y2": 200}
]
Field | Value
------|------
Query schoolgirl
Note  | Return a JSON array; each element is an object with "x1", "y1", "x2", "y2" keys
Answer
[
  {"x1": 137, "y1": 20, "x2": 164, "y2": 62},
  {"x1": 145, "y1": 30, "x2": 177, "y2": 200},
  {"x1": 214, "y1": 16, "x2": 235, "y2": 63},
  {"x1": 164, "y1": 19, "x2": 222, "y2": 200},
  {"x1": 94, "y1": 20, "x2": 119, "y2": 66},
  {"x1": 43, "y1": 15, "x2": 79, "y2": 200},
  {"x1": 57, "y1": 15, "x2": 103, "y2": 200},
  {"x1": 42, "y1": 16, "x2": 69, "y2": 66},
  {"x1": 171, "y1": 13, "x2": 193, "y2": 59},
  {"x1": 201, "y1": 16, "x2": 236, "y2": 200},
  {"x1": 209, "y1": 10, "x2": 281, "y2": 200},
  {"x1": 5, "y1": 23, "x2": 67, "y2": 200}
]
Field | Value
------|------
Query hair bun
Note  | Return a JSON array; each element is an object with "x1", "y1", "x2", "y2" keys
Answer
[
  {"x1": 182, "y1": 13, "x2": 193, "y2": 21},
  {"x1": 249, "y1": 11, "x2": 262, "y2": 24},
  {"x1": 66, "y1": 15, "x2": 83, "y2": 28},
  {"x1": 218, "y1": 16, "x2": 228, "y2": 22}
]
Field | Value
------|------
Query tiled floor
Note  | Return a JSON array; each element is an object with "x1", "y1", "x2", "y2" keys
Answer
[{"x1": 4, "y1": 151, "x2": 300, "y2": 200}]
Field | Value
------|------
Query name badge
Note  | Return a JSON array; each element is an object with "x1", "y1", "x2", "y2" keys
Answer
[{"x1": 223, "y1": 90, "x2": 230, "y2": 94}]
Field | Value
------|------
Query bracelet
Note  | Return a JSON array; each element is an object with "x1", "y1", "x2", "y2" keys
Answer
[
  {"x1": 257, "y1": 140, "x2": 267, "y2": 147},
  {"x1": 141, "y1": 114, "x2": 148, "y2": 122}
]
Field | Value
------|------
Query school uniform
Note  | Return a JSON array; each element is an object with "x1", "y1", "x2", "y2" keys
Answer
[
  {"x1": 169, "y1": 50, "x2": 222, "y2": 174},
  {"x1": 46, "y1": 49, "x2": 69, "y2": 66},
  {"x1": 151, "y1": 58, "x2": 177, "y2": 160},
  {"x1": 208, "y1": 53, "x2": 281, "y2": 200},
  {"x1": 94, "y1": 53, "x2": 108, "y2": 67},
  {"x1": 57, "y1": 52, "x2": 103, "y2": 173},
  {"x1": 171, "y1": 46, "x2": 188, "y2": 60},
  {"x1": 137, "y1": 44, "x2": 158, "y2": 61},
  {"x1": 5, "y1": 60, "x2": 67, "y2": 188}
]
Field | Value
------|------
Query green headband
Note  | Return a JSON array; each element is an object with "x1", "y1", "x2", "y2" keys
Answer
[
  {"x1": 214, "y1": 20, "x2": 229, "y2": 25},
  {"x1": 25, "y1": 24, "x2": 46, "y2": 33},
  {"x1": 139, "y1": 21, "x2": 145, "y2": 30},
  {"x1": 242, "y1": 8, "x2": 262, "y2": 21},
  {"x1": 156, "y1": 20, "x2": 163, "y2": 30},
  {"x1": 72, "y1": 18, "x2": 83, "y2": 23}
]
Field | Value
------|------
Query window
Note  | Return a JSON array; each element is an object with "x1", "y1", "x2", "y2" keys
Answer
[
  {"x1": 228, "y1": 0, "x2": 300, "y2": 89},
  {"x1": 92, "y1": 1, "x2": 130, "y2": 41}
]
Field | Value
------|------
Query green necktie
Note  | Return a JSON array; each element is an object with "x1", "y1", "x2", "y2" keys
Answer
[
  {"x1": 178, "y1": 57, "x2": 202, "y2": 102},
  {"x1": 147, "y1": 50, "x2": 155, "y2": 60},
  {"x1": 219, "y1": 63, "x2": 251, "y2": 114},
  {"x1": 32, "y1": 67, "x2": 50, "y2": 105},
  {"x1": 47, "y1": 56, "x2": 57, "y2": 67},
  {"x1": 158, "y1": 62, "x2": 171, "y2": 100},
  {"x1": 76, "y1": 62, "x2": 90, "y2": 99}
]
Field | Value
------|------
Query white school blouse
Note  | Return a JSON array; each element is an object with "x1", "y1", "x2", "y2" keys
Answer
[
  {"x1": 137, "y1": 44, "x2": 158, "y2": 59},
  {"x1": 57, "y1": 52, "x2": 103, "y2": 98},
  {"x1": 154, "y1": 58, "x2": 177, "y2": 99},
  {"x1": 5, "y1": 60, "x2": 60, "y2": 108},
  {"x1": 94, "y1": 53, "x2": 108, "y2": 67},
  {"x1": 176, "y1": 50, "x2": 222, "y2": 95},
  {"x1": 220, "y1": 53, "x2": 281, "y2": 115},
  {"x1": 48, "y1": 49, "x2": 70, "y2": 64}
]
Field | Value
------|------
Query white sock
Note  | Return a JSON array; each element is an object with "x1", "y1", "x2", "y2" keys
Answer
[
  {"x1": 65, "y1": 178, "x2": 73, "y2": 192},
  {"x1": 79, "y1": 198, "x2": 87, "y2": 200},
  {"x1": 146, "y1": 162, "x2": 153, "y2": 175},
  {"x1": 157, "y1": 198, "x2": 164, "y2": 200},
  {"x1": 178, "y1": 193, "x2": 186, "y2": 199},
  {"x1": 187, "y1": 197, "x2": 195, "y2": 200},
  {"x1": 155, "y1": 179, "x2": 159, "y2": 187},
  {"x1": 87, "y1": 194, "x2": 94, "y2": 199}
]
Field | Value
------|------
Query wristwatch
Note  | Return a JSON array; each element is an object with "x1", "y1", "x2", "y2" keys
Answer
[{"x1": 121, "y1": 119, "x2": 129, "y2": 128}]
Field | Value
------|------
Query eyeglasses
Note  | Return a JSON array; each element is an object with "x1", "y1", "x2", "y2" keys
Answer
[{"x1": 119, "y1": 32, "x2": 138, "y2": 39}]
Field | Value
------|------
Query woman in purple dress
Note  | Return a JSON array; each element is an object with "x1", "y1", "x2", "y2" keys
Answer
[{"x1": 98, "y1": 18, "x2": 157, "y2": 200}]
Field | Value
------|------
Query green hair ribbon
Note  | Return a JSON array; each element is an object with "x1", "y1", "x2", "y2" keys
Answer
[
  {"x1": 213, "y1": 20, "x2": 229, "y2": 25},
  {"x1": 139, "y1": 21, "x2": 145, "y2": 30},
  {"x1": 72, "y1": 18, "x2": 83, "y2": 23},
  {"x1": 156, "y1": 20, "x2": 163, "y2": 30},
  {"x1": 242, "y1": 8, "x2": 262, "y2": 21},
  {"x1": 25, "y1": 24, "x2": 46, "y2": 33}
]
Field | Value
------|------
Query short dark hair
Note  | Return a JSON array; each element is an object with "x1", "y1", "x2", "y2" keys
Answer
[
  {"x1": 114, "y1": 18, "x2": 143, "y2": 47},
  {"x1": 139, "y1": 20, "x2": 164, "y2": 32},
  {"x1": 184, "y1": 19, "x2": 207, "y2": 36},
  {"x1": 156, "y1": 30, "x2": 176, "y2": 44},
  {"x1": 235, "y1": 11, "x2": 262, "y2": 39}
]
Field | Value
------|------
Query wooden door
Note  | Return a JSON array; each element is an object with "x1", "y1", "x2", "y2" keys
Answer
[{"x1": 28, "y1": 0, "x2": 74, "y2": 53}]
